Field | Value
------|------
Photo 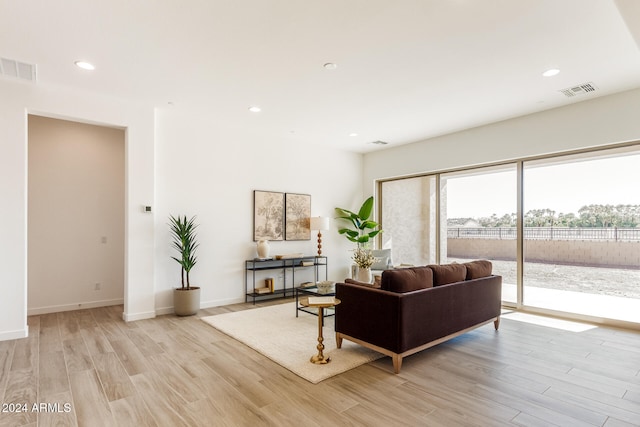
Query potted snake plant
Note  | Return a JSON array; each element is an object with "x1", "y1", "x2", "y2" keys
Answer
[{"x1": 169, "y1": 215, "x2": 200, "y2": 316}]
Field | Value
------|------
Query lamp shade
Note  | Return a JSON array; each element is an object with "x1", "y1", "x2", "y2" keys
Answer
[{"x1": 310, "y1": 216, "x2": 330, "y2": 231}]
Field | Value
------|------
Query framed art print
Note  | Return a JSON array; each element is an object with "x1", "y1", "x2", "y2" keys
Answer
[
  {"x1": 254, "y1": 190, "x2": 284, "y2": 241},
  {"x1": 285, "y1": 193, "x2": 311, "y2": 240}
]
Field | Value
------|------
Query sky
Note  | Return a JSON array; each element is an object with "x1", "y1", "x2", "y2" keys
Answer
[{"x1": 445, "y1": 153, "x2": 640, "y2": 218}]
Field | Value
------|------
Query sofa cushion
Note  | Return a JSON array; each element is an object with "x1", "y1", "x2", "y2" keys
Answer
[
  {"x1": 464, "y1": 260, "x2": 493, "y2": 280},
  {"x1": 428, "y1": 263, "x2": 467, "y2": 286},
  {"x1": 381, "y1": 267, "x2": 433, "y2": 293},
  {"x1": 345, "y1": 277, "x2": 381, "y2": 289}
]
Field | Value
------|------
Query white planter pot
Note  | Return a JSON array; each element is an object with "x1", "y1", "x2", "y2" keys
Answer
[{"x1": 356, "y1": 267, "x2": 372, "y2": 283}]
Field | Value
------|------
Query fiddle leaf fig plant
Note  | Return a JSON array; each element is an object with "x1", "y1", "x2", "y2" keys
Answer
[{"x1": 335, "y1": 196, "x2": 382, "y2": 246}]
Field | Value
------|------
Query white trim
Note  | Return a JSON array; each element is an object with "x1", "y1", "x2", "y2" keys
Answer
[
  {"x1": 27, "y1": 299, "x2": 124, "y2": 316},
  {"x1": 155, "y1": 306, "x2": 174, "y2": 316},
  {"x1": 154, "y1": 296, "x2": 247, "y2": 317},
  {"x1": 0, "y1": 326, "x2": 28, "y2": 341},
  {"x1": 201, "y1": 297, "x2": 245, "y2": 308},
  {"x1": 122, "y1": 310, "x2": 156, "y2": 322}
]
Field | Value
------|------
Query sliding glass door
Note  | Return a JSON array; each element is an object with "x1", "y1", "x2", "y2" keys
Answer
[
  {"x1": 378, "y1": 144, "x2": 640, "y2": 324},
  {"x1": 440, "y1": 165, "x2": 517, "y2": 304},
  {"x1": 522, "y1": 148, "x2": 640, "y2": 323}
]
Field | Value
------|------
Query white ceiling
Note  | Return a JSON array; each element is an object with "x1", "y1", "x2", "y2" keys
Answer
[{"x1": 2, "y1": 0, "x2": 640, "y2": 153}]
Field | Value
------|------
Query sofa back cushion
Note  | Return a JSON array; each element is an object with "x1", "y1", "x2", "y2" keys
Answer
[
  {"x1": 381, "y1": 266, "x2": 433, "y2": 293},
  {"x1": 464, "y1": 260, "x2": 493, "y2": 280},
  {"x1": 428, "y1": 263, "x2": 467, "y2": 286}
]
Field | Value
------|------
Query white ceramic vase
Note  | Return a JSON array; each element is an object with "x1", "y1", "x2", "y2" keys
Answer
[
  {"x1": 356, "y1": 266, "x2": 372, "y2": 283},
  {"x1": 256, "y1": 239, "x2": 270, "y2": 258}
]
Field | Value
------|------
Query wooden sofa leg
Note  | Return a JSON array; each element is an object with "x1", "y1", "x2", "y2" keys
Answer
[
  {"x1": 392, "y1": 354, "x2": 402, "y2": 374},
  {"x1": 494, "y1": 316, "x2": 500, "y2": 330},
  {"x1": 336, "y1": 333, "x2": 343, "y2": 349}
]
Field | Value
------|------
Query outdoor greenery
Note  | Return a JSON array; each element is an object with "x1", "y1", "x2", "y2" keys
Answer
[{"x1": 449, "y1": 204, "x2": 640, "y2": 228}]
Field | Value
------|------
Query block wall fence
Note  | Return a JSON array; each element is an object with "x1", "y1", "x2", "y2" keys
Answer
[{"x1": 447, "y1": 239, "x2": 640, "y2": 269}]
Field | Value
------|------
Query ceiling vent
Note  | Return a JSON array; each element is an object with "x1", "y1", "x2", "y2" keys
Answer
[
  {"x1": 0, "y1": 57, "x2": 37, "y2": 82},
  {"x1": 369, "y1": 140, "x2": 389, "y2": 145},
  {"x1": 559, "y1": 82, "x2": 597, "y2": 98}
]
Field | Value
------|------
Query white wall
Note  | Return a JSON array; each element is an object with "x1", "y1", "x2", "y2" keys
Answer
[
  {"x1": 0, "y1": 80, "x2": 155, "y2": 339},
  {"x1": 364, "y1": 88, "x2": 640, "y2": 187},
  {"x1": 28, "y1": 116, "x2": 125, "y2": 314},
  {"x1": 0, "y1": 76, "x2": 363, "y2": 340},
  {"x1": 153, "y1": 108, "x2": 363, "y2": 312}
]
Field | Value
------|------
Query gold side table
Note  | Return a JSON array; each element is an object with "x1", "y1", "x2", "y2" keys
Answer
[{"x1": 299, "y1": 296, "x2": 341, "y2": 364}]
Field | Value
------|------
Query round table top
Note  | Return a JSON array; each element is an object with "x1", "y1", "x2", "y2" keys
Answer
[{"x1": 299, "y1": 296, "x2": 341, "y2": 308}]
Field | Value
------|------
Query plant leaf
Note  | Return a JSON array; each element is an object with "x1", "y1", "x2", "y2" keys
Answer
[{"x1": 358, "y1": 196, "x2": 374, "y2": 221}]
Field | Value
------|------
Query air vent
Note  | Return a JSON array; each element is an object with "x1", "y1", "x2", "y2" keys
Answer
[
  {"x1": 369, "y1": 140, "x2": 389, "y2": 145},
  {"x1": 559, "y1": 82, "x2": 597, "y2": 98},
  {"x1": 0, "y1": 57, "x2": 37, "y2": 82}
]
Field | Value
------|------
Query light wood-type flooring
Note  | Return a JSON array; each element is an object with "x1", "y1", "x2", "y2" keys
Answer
[{"x1": 1, "y1": 300, "x2": 639, "y2": 426}]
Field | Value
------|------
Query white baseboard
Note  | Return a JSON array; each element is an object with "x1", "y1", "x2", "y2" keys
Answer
[
  {"x1": 122, "y1": 311, "x2": 156, "y2": 322},
  {"x1": 155, "y1": 306, "x2": 174, "y2": 316},
  {"x1": 0, "y1": 326, "x2": 29, "y2": 341},
  {"x1": 154, "y1": 296, "x2": 246, "y2": 317},
  {"x1": 201, "y1": 296, "x2": 245, "y2": 308},
  {"x1": 27, "y1": 299, "x2": 124, "y2": 316}
]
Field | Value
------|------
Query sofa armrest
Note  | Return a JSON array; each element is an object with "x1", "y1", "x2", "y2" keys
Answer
[{"x1": 335, "y1": 282, "x2": 405, "y2": 352}]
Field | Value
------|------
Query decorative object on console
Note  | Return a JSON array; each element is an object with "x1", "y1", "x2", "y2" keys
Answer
[
  {"x1": 254, "y1": 190, "x2": 284, "y2": 241},
  {"x1": 285, "y1": 193, "x2": 311, "y2": 240},
  {"x1": 256, "y1": 239, "x2": 270, "y2": 259},
  {"x1": 316, "y1": 280, "x2": 335, "y2": 294},
  {"x1": 275, "y1": 252, "x2": 305, "y2": 259},
  {"x1": 169, "y1": 215, "x2": 201, "y2": 316},
  {"x1": 310, "y1": 216, "x2": 330, "y2": 256}
]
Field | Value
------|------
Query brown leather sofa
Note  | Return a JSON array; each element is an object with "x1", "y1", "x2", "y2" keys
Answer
[{"x1": 335, "y1": 260, "x2": 502, "y2": 373}]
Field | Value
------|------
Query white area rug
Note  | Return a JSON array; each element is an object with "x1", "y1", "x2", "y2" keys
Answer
[{"x1": 201, "y1": 303, "x2": 383, "y2": 384}]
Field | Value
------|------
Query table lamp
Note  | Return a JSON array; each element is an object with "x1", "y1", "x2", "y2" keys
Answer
[{"x1": 310, "y1": 216, "x2": 330, "y2": 256}]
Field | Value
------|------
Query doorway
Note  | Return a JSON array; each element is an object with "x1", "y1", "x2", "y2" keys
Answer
[{"x1": 27, "y1": 115, "x2": 125, "y2": 315}]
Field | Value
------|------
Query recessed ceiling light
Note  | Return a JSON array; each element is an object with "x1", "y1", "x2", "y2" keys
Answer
[
  {"x1": 542, "y1": 68, "x2": 560, "y2": 77},
  {"x1": 323, "y1": 63, "x2": 337, "y2": 70},
  {"x1": 349, "y1": 133, "x2": 358, "y2": 137},
  {"x1": 74, "y1": 60, "x2": 95, "y2": 70},
  {"x1": 248, "y1": 106, "x2": 261, "y2": 113}
]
